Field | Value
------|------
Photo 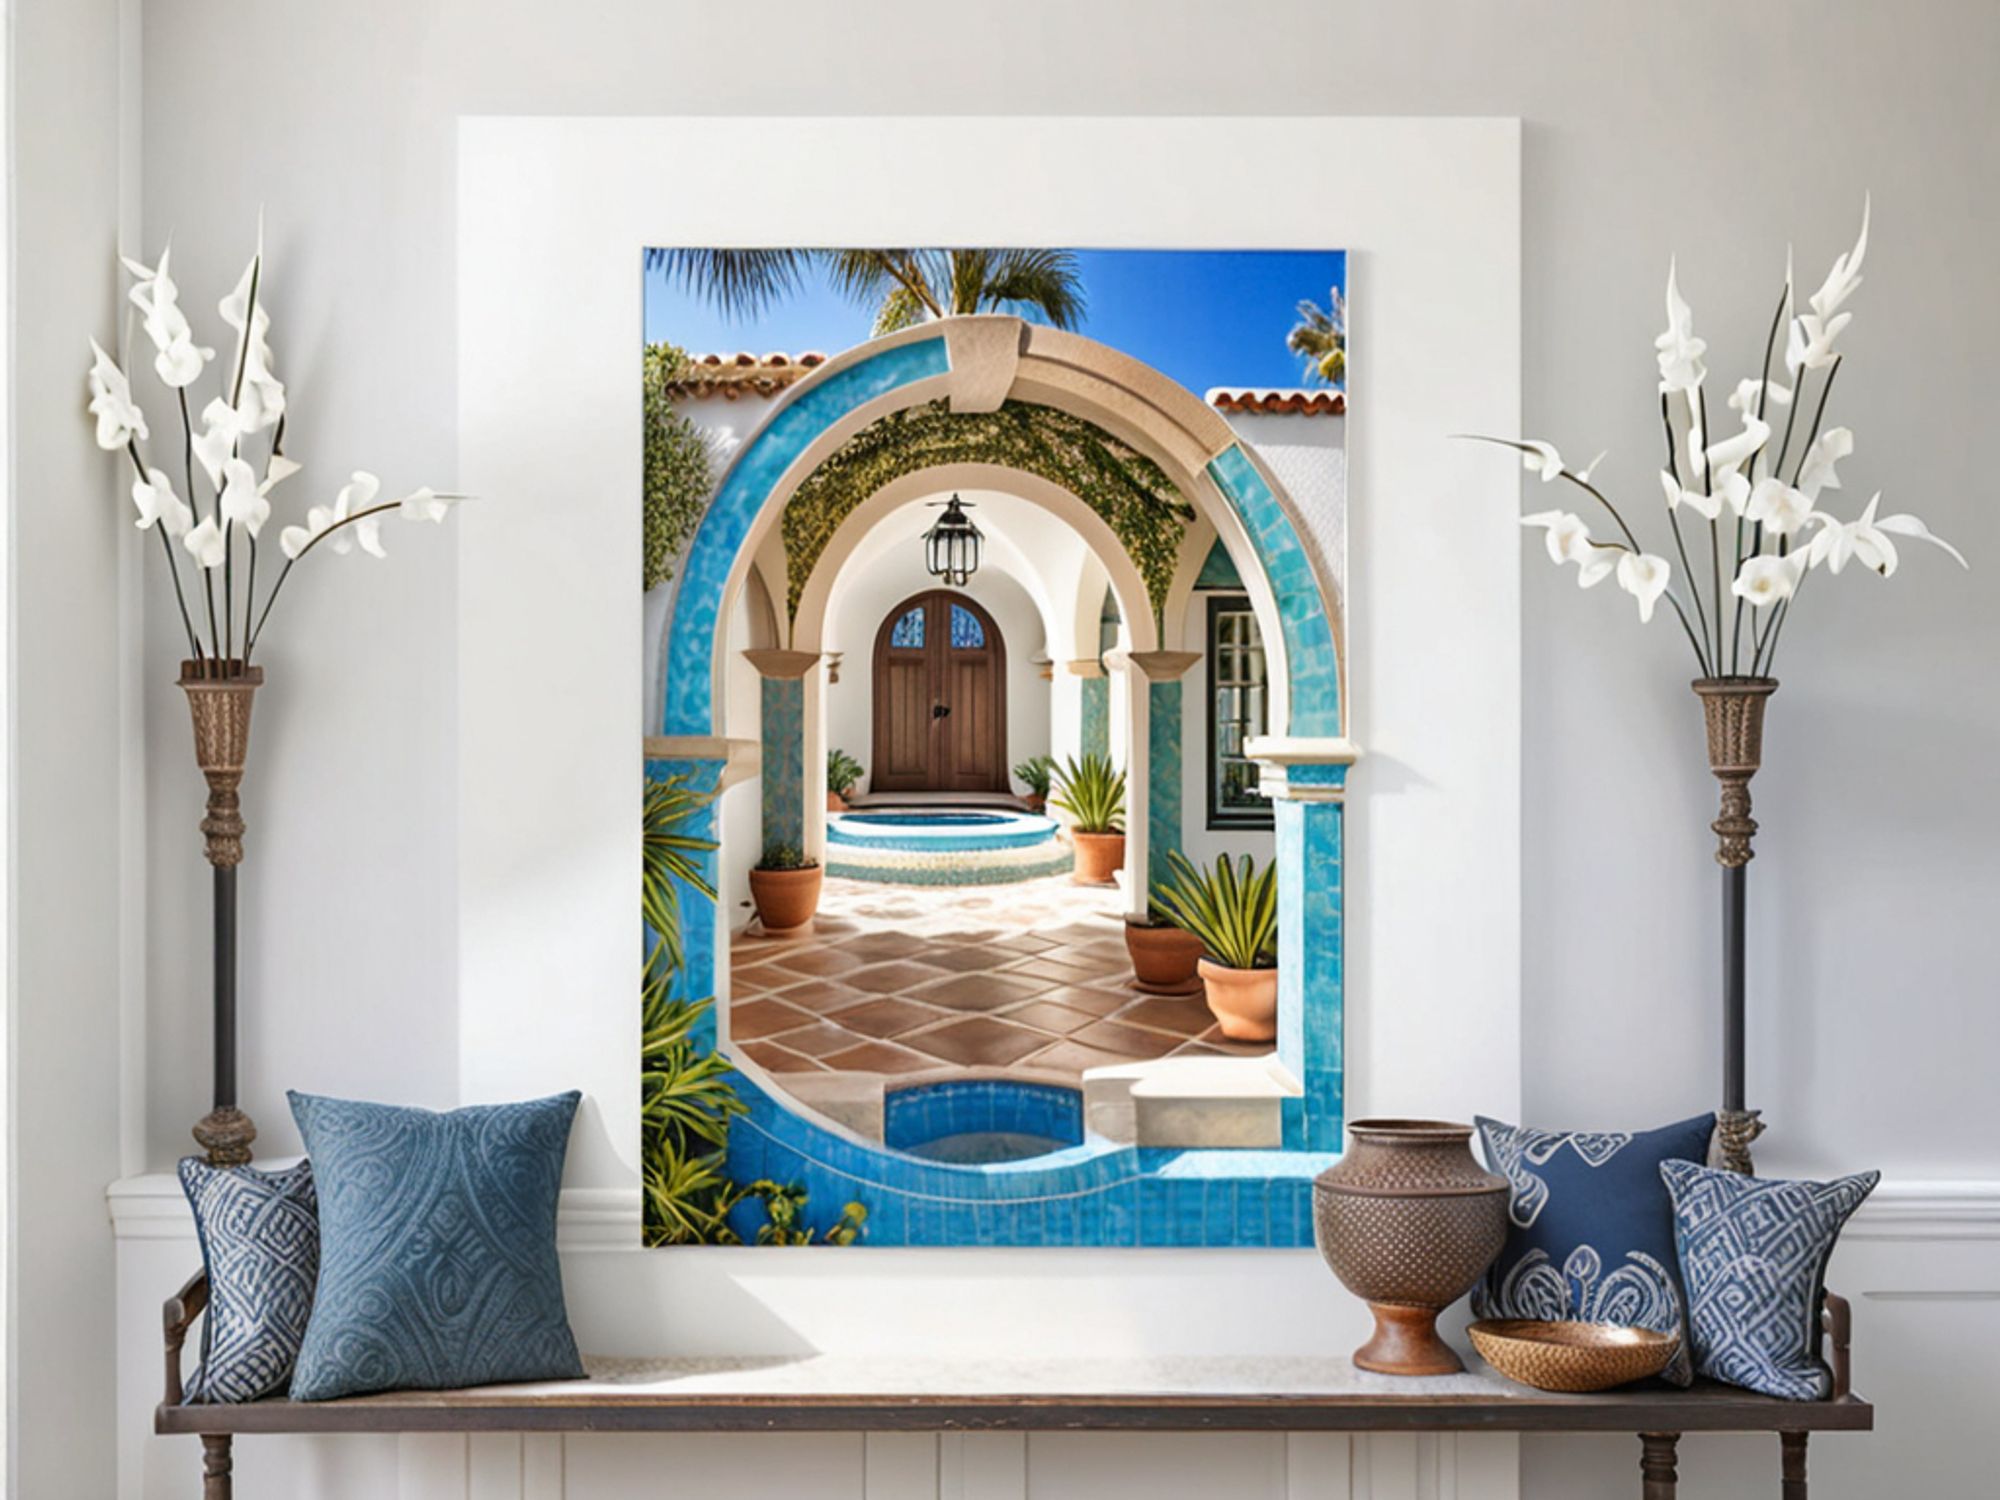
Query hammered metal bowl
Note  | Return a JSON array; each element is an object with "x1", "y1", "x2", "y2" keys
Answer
[{"x1": 1468, "y1": 1319, "x2": 1679, "y2": 1393}]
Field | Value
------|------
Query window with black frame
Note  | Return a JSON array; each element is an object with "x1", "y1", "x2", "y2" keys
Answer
[{"x1": 1206, "y1": 595, "x2": 1272, "y2": 830}]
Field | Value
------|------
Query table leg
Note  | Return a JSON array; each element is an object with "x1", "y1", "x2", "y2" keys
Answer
[
  {"x1": 1782, "y1": 1431, "x2": 1809, "y2": 1500},
  {"x1": 202, "y1": 1433, "x2": 233, "y2": 1500},
  {"x1": 1640, "y1": 1431, "x2": 1680, "y2": 1499}
]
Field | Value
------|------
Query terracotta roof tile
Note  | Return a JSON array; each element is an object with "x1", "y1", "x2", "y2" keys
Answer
[
  {"x1": 664, "y1": 351, "x2": 829, "y2": 400},
  {"x1": 1205, "y1": 387, "x2": 1346, "y2": 416}
]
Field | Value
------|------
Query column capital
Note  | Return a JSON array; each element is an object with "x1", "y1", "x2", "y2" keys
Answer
[
  {"x1": 741, "y1": 648, "x2": 823, "y2": 680},
  {"x1": 1064, "y1": 657, "x2": 1105, "y2": 679},
  {"x1": 643, "y1": 736, "x2": 761, "y2": 792},
  {"x1": 1248, "y1": 735, "x2": 1362, "y2": 803},
  {"x1": 1122, "y1": 649, "x2": 1203, "y2": 683}
]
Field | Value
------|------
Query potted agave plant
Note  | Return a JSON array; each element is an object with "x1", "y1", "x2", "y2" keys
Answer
[
  {"x1": 1152, "y1": 850, "x2": 1279, "y2": 1041},
  {"x1": 1012, "y1": 753, "x2": 1056, "y2": 813},
  {"x1": 86, "y1": 230, "x2": 458, "y2": 1163},
  {"x1": 1050, "y1": 752, "x2": 1125, "y2": 885},
  {"x1": 1123, "y1": 900, "x2": 1205, "y2": 996},
  {"x1": 826, "y1": 748, "x2": 863, "y2": 812},
  {"x1": 748, "y1": 840, "x2": 822, "y2": 935},
  {"x1": 1468, "y1": 197, "x2": 1966, "y2": 1171}
]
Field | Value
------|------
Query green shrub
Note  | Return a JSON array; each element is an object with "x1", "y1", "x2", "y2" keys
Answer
[
  {"x1": 826, "y1": 748, "x2": 864, "y2": 799},
  {"x1": 643, "y1": 342, "x2": 715, "y2": 589},
  {"x1": 1050, "y1": 753, "x2": 1126, "y2": 834}
]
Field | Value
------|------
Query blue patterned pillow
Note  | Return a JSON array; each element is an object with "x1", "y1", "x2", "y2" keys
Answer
[
  {"x1": 288, "y1": 1091, "x2": 587, "y2": 1401},
  {"x1": 1473, "y1": 1113, "x2": 1714, "y2": 1386},
  {"x1": 177, "y1": 1158, "x2": 319, "y2": 1404},
  {"x1": 1661, "y1": 1160, "x2": 1877, "y2": 1400}
]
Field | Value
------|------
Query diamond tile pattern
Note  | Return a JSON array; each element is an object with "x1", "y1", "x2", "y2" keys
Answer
[{"x1": 724, "y1": 874, "x2": 1253, "y2": 1083}]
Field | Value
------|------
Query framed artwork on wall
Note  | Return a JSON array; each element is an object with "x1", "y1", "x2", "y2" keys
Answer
[{"x1": 640, "y1": 246, "x2": 1352, "y2": 1246}]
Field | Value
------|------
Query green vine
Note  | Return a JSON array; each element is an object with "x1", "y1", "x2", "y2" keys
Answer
[
  {"x1": 780, "y1": 400, "x2": 1193, "y2": 629},
  {"x1": 643, "y1": 342, "x2": 715, "y2": 590}
]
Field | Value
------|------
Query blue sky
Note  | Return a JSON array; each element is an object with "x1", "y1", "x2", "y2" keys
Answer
[{"x1": 642, "y1": 248, "x2": 1345, "y2": 394}]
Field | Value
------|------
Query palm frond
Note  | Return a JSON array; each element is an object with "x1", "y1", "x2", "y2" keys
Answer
[
  {"x1": 872, "y1": 283, "x2": 930, "y2": 335},
  {"x1": 967, "y1": 247, "x2": 1087, "y2": 328},
  {"x1": 648, "y1": 249, "x2": 815, "y2": 320}
]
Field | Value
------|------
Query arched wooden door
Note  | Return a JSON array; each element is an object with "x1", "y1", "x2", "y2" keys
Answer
[{"x1": 871, "y1": 590, "x2": 1008, "y2": 794}]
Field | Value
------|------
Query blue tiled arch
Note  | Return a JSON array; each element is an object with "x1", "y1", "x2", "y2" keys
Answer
[{"x1": 650, "y1": 328, "x2": 1345, "y2": 1245}]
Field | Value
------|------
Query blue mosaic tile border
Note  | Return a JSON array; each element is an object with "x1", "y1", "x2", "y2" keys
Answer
[
  {"x1": 759, "y1": 677, "x2": 805, "y2": 855},
  {"x1": 1147, "y1": 678, "x2": 1183, "y2": 897},
  {"x1": 883, "y1": 1079, "x2": 1084, "y2": 1155},
  {"x1": 1080, "y1": 675, "x2": 1110, "y2": 760}
]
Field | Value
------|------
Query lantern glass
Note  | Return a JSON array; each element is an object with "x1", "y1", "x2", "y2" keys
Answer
[{"x1": 924, "y1": 495, "x2": 982, "y2": 586}]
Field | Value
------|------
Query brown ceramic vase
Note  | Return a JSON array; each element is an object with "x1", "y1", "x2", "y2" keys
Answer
[
  {"x1": 1070, "y1": 831, "x2": 1125, "y2": 885},
  {"x1": 748, "y1": 864, "x2": 822, "y2": 936},
  {"x1": 1312, "y1": 1119, "x2": 1509, "y2": 1376},
  {"x1": 1124, "y1": 918, "x2": 1204, "y2": 995}
]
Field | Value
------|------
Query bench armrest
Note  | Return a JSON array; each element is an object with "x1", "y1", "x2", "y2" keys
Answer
[
  {"x1": 1822, "y1": 1291, "x2": 1853, "y2": 1400},
  {"x1": 163, "y1": 1269, "x2": 209, "y2": 1407}
]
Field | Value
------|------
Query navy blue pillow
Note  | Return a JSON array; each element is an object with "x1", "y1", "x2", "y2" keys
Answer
[
  {"x1": 288, "y1": 1091, "x2": 586, "y2": 1401},
  {"x1": 1472, "y1": 1112, "x2": 1714, "y2": 1386},
  {"x1": 178, "y1": 1158, "x2": 319, "y2": 1403}
]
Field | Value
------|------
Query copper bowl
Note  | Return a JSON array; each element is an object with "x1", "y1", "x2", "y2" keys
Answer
[{"x1": 1469, "y1": 1319, "x2": 1679, "y2": 1393}]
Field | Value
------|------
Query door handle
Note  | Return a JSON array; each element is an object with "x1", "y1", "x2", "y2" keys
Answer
[{"x1": 932, "y1": 703, "x2": 951, "y2": 720}]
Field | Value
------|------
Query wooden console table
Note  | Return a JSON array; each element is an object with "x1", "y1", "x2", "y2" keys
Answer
[{"x1": 160, "y1": 1273, "x2": 1869, "y2": 1499}]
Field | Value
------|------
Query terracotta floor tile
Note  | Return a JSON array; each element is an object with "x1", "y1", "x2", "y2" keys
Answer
[
  {"x1": 728, "y1": 998, "x2": 820, "y2": 1041},
  {"x1": 1001, "y1": 999, "x2": 1103, "y2": 1036},
  {"x1": 903, "y1": 1016, "x2": 1053, "y2": 1068},
  {"x1": 1110, "y1": 995, "x2": 1217, "y2": 1037},
  {"x1": 823, "y1": 997, "x2": 947, "y2": 1040},
  {"x1": 917, "y1": 945, "x2": 1016, "y2": 973},
  {"x1": 765, "y1": 946, "x2": 869, "y2": 979},
  {"x1": 1068, "y1": 1018, "x2": 1184, "y2": 1060},
  {"x1": 1015, "y1": 1039, "x2": 1139, "y2": 1074},
  {"x1": 737, "y1": 1039, "x2": 827, "y2": 1073},
  {"x1": 756, "y1": 978, "x2": 870, "y2": 1014},
  {"x1": 819, "y1": 1041, "x2": 937, "y2": 1075},
  {"x1": 842, "y1": 960, "x2": 956, "y2": 995},
  {"x1": 1031, "y1": 984, "x2": 1137, "y2": 1018},
  {"x1": 1006, "y1": 955, "x2": 1118, "y2": 987},
  {"x1": 911, "y1": 972, "x2": 1050, "y2": 1012},
  {"x1": 837, "y1": 932, "x2": 935, "y2": 963},
  {"x1": 761, "y1": 1019, "x2": 877, "y2": 1059}
]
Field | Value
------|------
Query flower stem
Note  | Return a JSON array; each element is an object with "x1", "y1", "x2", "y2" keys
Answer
[
  {"x1": 1789, "y1": 356, "x2": 1843, "y2": 487},
  {"x1": 1660, "y1": 394, "x2": 1714, "y2": 673},
  {"x1": 125, "y1": 439, "x2": 201, "y2": 660},
  {"x1": 177, "y1": 387, "x2": 222, "y2": 674},
  {"x1": 246, "y1": 500, "x2": 403, "y2": 651}
]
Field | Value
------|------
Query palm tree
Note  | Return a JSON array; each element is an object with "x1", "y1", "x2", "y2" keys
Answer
[
  {"x1": 1287, "y1": 286, "x2": 1346, "y2": 386},
  {"x1": 645, "y1": 247, "x2": 1085, "y2": 335}
]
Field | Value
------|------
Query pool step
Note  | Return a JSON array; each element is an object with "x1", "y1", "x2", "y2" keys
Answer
[{"x1": 1083, "y1": 1055, "x2": 1297, "y2": 1149}]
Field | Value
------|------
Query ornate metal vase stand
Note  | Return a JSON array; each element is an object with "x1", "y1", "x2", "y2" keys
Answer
[{"x1": 180, "y1": 660, "x2": 263, "y2": 1167}]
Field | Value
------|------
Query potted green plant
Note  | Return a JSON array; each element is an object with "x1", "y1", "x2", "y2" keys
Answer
[
  {"x1": 1012, "y1": 753, "x2": 1056, "y2": 813},
  {"x1": 748, "y1": 840, "x2": 822, "y2": 935},
  {"x1": 1050, "y1": 752, "x2": 1126, "y2": 885},
  {"x1": 1123, "y1": 901, "x2": 1206, "y2": 995},
  {"x1": 826, "y1": 748, "x2": 863, "y2": 812},
  {"x1": 1151, "y1": 850, "x2": 1279, "y2": 1040}
]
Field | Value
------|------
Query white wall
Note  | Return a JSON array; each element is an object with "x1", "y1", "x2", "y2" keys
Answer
[{"x1": 97, "y1": 5, "x2": 2000, "y2": 1500}]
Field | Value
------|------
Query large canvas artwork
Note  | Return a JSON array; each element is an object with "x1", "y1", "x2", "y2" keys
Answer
[{"x1": 640, "y1": 248, "x2": 1350, "y2": 1246}]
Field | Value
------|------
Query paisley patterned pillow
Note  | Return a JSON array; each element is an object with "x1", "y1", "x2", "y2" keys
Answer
[
  {"x1": 178, "y1": 1158, "x2": 319, "y2": 1403},
  {"x1": 1662, "y1": 1160, "x2": 1878, "y2": 1399},
  {"x1": 1472, "y1": 1112, "x2": 1715, "y2": 1386},
  {"x1": 288, "y1": 1090, "x2": 587, "y2": 1401}
]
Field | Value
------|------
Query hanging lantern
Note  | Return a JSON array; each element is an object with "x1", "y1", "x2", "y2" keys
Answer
[{"x1": 924, "y1": 494, "x2": 982, "y2": 585}]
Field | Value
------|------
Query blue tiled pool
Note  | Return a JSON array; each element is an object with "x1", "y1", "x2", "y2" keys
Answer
[
  {"x1": 828, "y1": 810, "x2": 1059, "y2": 854},
  {"x1": 884, "y1": 1079, "x2": 1084, "y2": 1164}
]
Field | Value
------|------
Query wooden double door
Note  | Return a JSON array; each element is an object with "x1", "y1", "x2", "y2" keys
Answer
[{"x1": 871, "y1": 589, "x2": 1008, "y2": 794}]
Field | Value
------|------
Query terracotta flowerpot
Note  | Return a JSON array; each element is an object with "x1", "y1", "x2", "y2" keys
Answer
[
  {"x1": 1070, "y1": 830, "x2": 1125, "y2": 885},
  {"x1": 1197, "y1": 959, "x2": 1278, "y2": 1040},
  {"x1": 827, "y1": 791, "x2": 849, "y2": 813},
  {"x1": 1312, "y1": 1120, "x2": 1509, "y2": 1376},
  {"x1": 1126, "y1": 919, "x2": 1204, "y2": 995},
  {"x1": 1023, "y1": 793, "x2": 1046, "y2": 814},
  {"x1": 749, "y1": 864, "x2": 822, "y2": 936}
]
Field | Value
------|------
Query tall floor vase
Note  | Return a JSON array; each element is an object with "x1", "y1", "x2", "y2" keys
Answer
[
  {"x1": 180, "y1": 660, "x2": 263, "y2": 1168},
  {"x1": 1693, "y1": 675, "x2": 1776, "y2": 1176}
]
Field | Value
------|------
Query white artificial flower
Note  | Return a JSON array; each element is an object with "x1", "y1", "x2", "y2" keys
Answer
[
  {"x1": 122, "y1": 244, "x2": 214, "y2": 389},
  {"x1": 1659, "y1": 469, "x2": 1724, "y2": 521},
  {"x1": 278, "y1": 508, "x2": 330, "y2": 561},
  {"x1": 1574, "y1": 548, "x2": 1616, "y2": 588},
  {"x1": 85, "y1": 339, "x2": 149, "y2": 449},
  {"x1": 218, "y1": 457, "x2": 270, "y2": 537},
  {"x1": 219, "y1": 247, "x2": 285, "y2": 432},
  {"x1": 1703, "y1": 414, "x2": 1772, "y2": 477},
  {"x1": 1745, "y1": 477, "x2": 1813, "y2": 536},
  {"x1": 1796, "y1": 426, "x2": 1854, "y2": 500},
  {"x1": 1573, "y1": 450, "x2": 1608, "y2": 485},
  {"x1": 1727, "y1": 377, "x2": 1791, "y2": 415},
  {"x1": 191, "y1": 398, "x2": 245, "y2": 487},
  {"x1": 1655, "y1": 259, "x2": 1708, "y2": 393},
  {"x1": 1732, "y1": 551, "x2": 1808, "y2": 607},
  {"x1": 397, "y1": 487, "x2": 460, "y2": 523},
  {"x1": 1521, "y1": 510, "x2": 1613, "y2": 584},
  {"x1": 264, "y1": 454, "x2": 302, "y2": 489},
  {"x1": 1616, "y1": 552, "x2": 1671, "y2": 622},
  {"x1": 1807, "y1": 493, "x2": 1965, "y2": 577},
  {"x1": 1790, "y1": 197, "x2": 1870, "y2": 371},
  {"x1": 131, "y1": 468, "x2": 194, "y2": 539},
  {"x1": 327, "y1": 471, "x2": 385, "y2": 558},
  {"x1": 1791, "y1": 310, "x2": 1851, "y2": 372},
  {"x1": 183, "y1": 514, "x2": 226, "y2": 569},
  {"x1": 1519, "y1": 441, "x2": 1564, "y2": 481},
  {"x1": 1808, "y1": 196, "x2": 1870, "y2": 324}
]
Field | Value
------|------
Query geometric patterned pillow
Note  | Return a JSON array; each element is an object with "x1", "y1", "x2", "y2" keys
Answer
[
  {"x1": 1473, "y1": 1113, "x2": 1715, "y2": 1386},
  {"x1": 1661, "y1": 1160, "x2": 1878, "y2": 1400},
  {"x1": 176, "y1": 1158, "x2": 319, "y2": 1404},
  {"x1": 287, "y1": 1090, "x2": 586, "y2": 1402}
]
